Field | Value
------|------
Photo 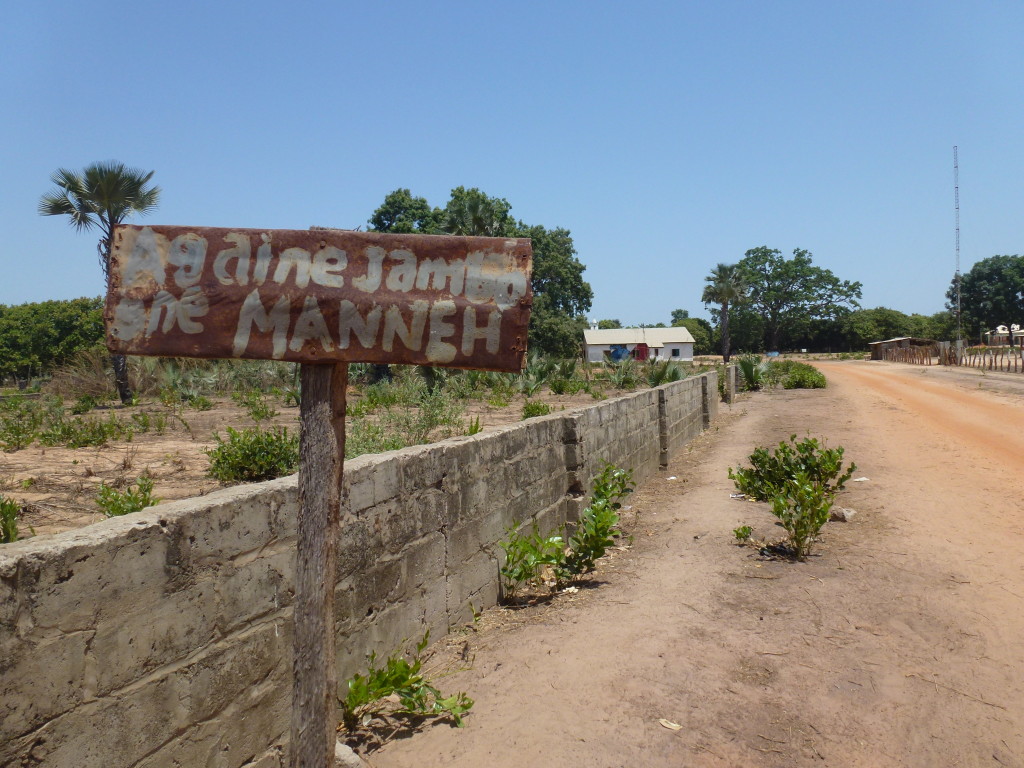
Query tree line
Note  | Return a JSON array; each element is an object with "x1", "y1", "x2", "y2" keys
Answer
[{"x1": 25, "y1": 160, "x2": 1023, "y2": 388}]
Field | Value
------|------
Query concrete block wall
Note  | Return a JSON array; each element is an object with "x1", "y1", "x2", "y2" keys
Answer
[{"x1": 0, "y1": 370, "x2": 720, "y2": 768}]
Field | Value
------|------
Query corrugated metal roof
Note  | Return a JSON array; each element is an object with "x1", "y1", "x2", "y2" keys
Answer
[{"x1": 583, "y1": 327, "x2": 695, "y2": 346}]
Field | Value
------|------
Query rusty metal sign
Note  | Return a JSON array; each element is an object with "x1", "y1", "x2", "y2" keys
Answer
[{"x1": 105, "y1": 225, "x2": 532, "y2": 371}]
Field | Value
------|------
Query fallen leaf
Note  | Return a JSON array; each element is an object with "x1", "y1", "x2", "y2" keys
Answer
[{"x1": 659, "y1": 719, "x2": 683, "y2": 731}]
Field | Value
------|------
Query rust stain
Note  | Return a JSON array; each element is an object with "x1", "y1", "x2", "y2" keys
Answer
[{"x1": 105, "y1": 226, "x2": 533, "y2": 372}]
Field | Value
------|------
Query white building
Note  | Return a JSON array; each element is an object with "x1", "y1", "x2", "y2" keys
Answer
[{"x1": 583, "y1": 327, "x2": 695, "y2": 363}]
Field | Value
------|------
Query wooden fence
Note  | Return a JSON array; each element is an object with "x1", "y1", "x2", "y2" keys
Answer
[
  {"x1": 882, "y1": 345, "x2": 938, "y2": 365},
  {"x1": 947, "y1": 346, "x2": 1024, "y2": 373}
]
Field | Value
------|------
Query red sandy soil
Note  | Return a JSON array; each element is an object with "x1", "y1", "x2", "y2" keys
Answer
[{"x1": 369, "y1": 360, "x2": 1024, "y2": 768}]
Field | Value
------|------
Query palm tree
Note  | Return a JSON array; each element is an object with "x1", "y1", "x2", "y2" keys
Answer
[
  {"x1": 701, "y1": 263, "x2": 746, "y2": 363},
  {"x1": 40, "y1": 161, "x2": 161, "y2": 403}
]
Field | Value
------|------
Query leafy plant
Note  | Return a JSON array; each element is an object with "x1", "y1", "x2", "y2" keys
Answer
[
  {"x1": 70, "y1": 395, "x2": 98, "y2": 415},
  {"x1": 736, "y1": 355, "x2": 771, "y2": 391},
  {"x1": 232, "y1": 389, "x2": 278, "y2": 422},
  {"x1": 769, "y1": 472, "x2": 833, "y2": 558},
  {"x1": 206, "y1": 426, "x2": 299, "y2": 482},
  {"x1": 646, "y1": 360, "x2": 685, "y2": 387},
  {"x1": 0, "y1": 397, "x2": 43, "y2": 451},
  {"x1": 466, "y1": 416, "x2": 483, "y2": 435},
  {"x1": 188, "y1": 394, "x2": 214, "y2": 411},
  {"x1": 728, "y1": 434, "x2": 855, "y2": 502},
  {"x1": 341, "y1": 632, "x2": 473, "y2": 731},
  {"x1": 1, "y1": 495, "x2": 23, "y2": 543},
  {"x1": 499, "y1": 522, "x2": 565, "y2": 600},
  {"x1": 733, "y1": 525, "x2": 752, "y2": 541},
  {"x1": 96, "y1": 476, "x2": 159, "y2": 517},
  {"x1": 522, "y1": 400, "x2": 552, "y2": 419},
  {"x1": 779, "y1": 362, "x2": 827, "y2": 389},
  {"x1": 558, "y1": 464, "x2": 635, "y2": 579}
]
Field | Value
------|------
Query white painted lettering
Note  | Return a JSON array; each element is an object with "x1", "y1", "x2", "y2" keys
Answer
[
  {"x1": 415, "y1": 258, "x2": 466, "y2": 295},
  {"x1": 338, "y1": 300, "x2": 382, "y2": 349},
  {"x1": 353, "y1": 246, "x2": 385, "y2": 292},
  {"x1": 167, "y1": 233, "x2": 207, "y2": 288},
  {"x1": 252, "y1": 235, "x2": 273, "y2": 285},
  {"x1": 273, "y1": 247, "x2": 312, "y2": 288},
  {"x1": 122, "y1": 227, "x2": 167, "y2": 290},
  {"x1": 311, "y1": 246, "x2": 346, "y2": 288},
  {"x1": 145, "y1": 286, "x2": 209, "y2": 336},
  {"x1": 289, "y1": 296, "x2": 335, "y2": 353},
  {"x1": 381, "y1": 300, "x2": 428, "y2": 352},
  {"x1": 214, "y1": 233, "x2": 251, "y2": 286},
  {"x1": 425, "y1": 300, "x2": 458, "y2": 363},
  {"x1": 233, "y1": 289, "x2": 290, "y2": 358},
  {"x1": 461, "y1": 306, "x2": 502, "y2": 355},
  {"x1": 385, "y1": 249, "x2": 417, "y2": 292}
]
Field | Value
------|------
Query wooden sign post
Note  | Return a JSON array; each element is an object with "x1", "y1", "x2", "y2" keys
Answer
[{"x1": 105, "y1": 225, "x2": 532, "y2": 768}]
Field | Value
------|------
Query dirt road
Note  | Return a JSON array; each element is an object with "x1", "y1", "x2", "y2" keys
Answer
[{"x1": 369, "y1": 361, "x2": 1024, "y2": 768}]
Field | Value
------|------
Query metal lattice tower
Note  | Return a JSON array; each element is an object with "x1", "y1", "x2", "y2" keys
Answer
[{"x1": 954, "y1": 146, "x2": 962, "y2": 343}]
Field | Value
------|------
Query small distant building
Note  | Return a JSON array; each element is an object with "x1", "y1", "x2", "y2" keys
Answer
[
  {"x1": 985, "y1": 324, "x2": 1023, "y2": 346},
  {"x1": 583, "y1": 327, "x2": 695, "y2": 363},
  {"x1": 868, "y1": 337, "x2": 936, "y2": 360}
]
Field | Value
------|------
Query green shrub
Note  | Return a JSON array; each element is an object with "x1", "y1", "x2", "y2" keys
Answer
[
  {"x1": 341, "y1": 632, "x2": 473, "y2": 731},
  {"x1": 733, "y1": 525, "x2": 752, "y2": 542},
  {"x1": 496, "y1": 464, "x2": 635, "y2": 601},
  {"x1": 1, "y1": 495, "x2": 23, "y2": 543},
  {"x1": 646, "y1": 360, "x2": 685, "y2": 387},
  {"x1": 345, "y1": 418, "x2": 405, "y2": 459},
  {"x1": 522, "y1": 400, "x2": 552, "y2": 419},
  {"x1": 232, "y1": 389, "x2": 278, "y2": 422},
  {"x1": 206, "y1": 427, "x2": 299, "y2": 482},
  {"x1": 0, "y1": 397, "x2": 42, "y2": 451},
  {"x1": 769, "y1": 472, "x2": 833, "y2": 558},
  {"x1": 70, "y1": 395, "x2": 97, "y2": 415},
  {"x1": 188, "y1": 394, "x2": 214, "y2": 411},
  {"x1": 737, "y1": 355, "x2": 771, "y2": 391},
  {"x1": 780, "y1": 362, "x2": 827, "y2": 389},
  {"x1": 96, "y1": 476, "x2": 159, "y2": 517},
  {"x1": 558, "y1": 464, "x2": 634, "y2": 578},
  {"x1": 499, "y1": 522, "x2": 565, "y2": 600},
  {"x1": 728, "y1": 434, "x2": 855, "y2": 502}
]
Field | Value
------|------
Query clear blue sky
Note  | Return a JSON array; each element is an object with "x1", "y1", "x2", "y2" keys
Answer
[{"x1": 3, "y1": 1, "x2": 1021, "y2": 326}]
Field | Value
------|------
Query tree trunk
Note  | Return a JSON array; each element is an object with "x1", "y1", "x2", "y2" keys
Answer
[
  {"x1": 721, "y1": 303, "x2": 731, "y2": 363},
  {"x1": 111, "y1": 353, "x2": 133, "y2": 404}
]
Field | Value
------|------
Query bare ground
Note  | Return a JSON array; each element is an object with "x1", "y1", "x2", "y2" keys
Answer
[
  {"x1": 368, "y1": 360, "x2": 1024, "y2": 768},
  {"x1": 0, "y1": 390, "x2": 598, "y2": 537}
]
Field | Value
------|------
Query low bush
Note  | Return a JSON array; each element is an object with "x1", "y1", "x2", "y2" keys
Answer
[
  {"x1": 769, "y1": 472, "x2": 833, "y2": 558},
  {"x1": 0, "y1": 397, "x2": 43, "y2": 451},
  {"x1": 499, "y1": 522, "x2": 565, "y2": 600},
  {"x1": 232, "y1": 389, "x2": 278, "y2": 422},
  {"x1": 96, "y1": 476, "x2": 159, "y2": 517},
  {"x1": 206, "y1": 426, "x2": 299, "y2": 482},
  {"x1": 522, "y1": 400, "x2": 552, "y2": 419},
  {"x1": 341, "y1": 632, "x2": 473, "y2": 732},
  {"x1": 498, "y1": 464, "x2": 634, "y2": 601},
  {"x1": 1, "y1": 495, "x2": 23, "y2": 543},
  {"x1": 729, "y1": 434, "x2": 855, "y2": 502},
  {"x1": 558, "y1": 464, "x2": 635, "y2": 579}
]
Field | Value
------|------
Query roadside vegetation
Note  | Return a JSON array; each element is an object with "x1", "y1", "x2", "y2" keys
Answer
[
  {"x1": 729, "y1": 435, "x2": 856, "y2": 558},
  {"x1": 498, "y1": 463, "x2": 635, "y2": 602}
]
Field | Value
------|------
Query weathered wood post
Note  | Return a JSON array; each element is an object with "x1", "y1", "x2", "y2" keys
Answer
[
  {"x1": 292, "y1": 363, "x2": 347, "y2": 765},
  {"x1": 105, "y1": 225, "x2": 532, "y2": 768}
]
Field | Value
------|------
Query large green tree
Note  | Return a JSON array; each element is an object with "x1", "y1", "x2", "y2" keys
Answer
[
  {"x1": 701, "y1": 264, "x2": 746, "y2": 362},
  {"x1": 368, "y1": 187, "x2": 593, "y2": 358},
  {"x1": 946, "y1": 255, "x2": 1024, "y2": 342},
  {"x1": 0, "y1": 298, "x2": 104, "y2": 382},
  {"x1": 39, "y1": 162, "x2": 160, "y2": 402},
  {"x1": 734, "y1": 247, "x2": 862, "y2": 351}
]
